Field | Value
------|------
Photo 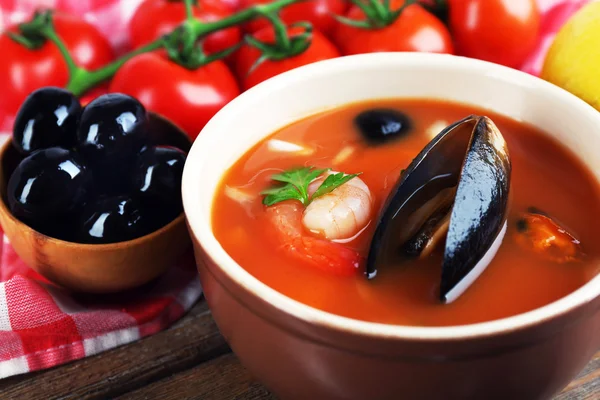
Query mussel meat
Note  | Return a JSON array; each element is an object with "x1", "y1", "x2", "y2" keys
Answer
[
  {"x1": 366, "y1": 115, "x2": 511, "y2": 304},
  {"x1": 515, "y1": 207, "x2": 584, "y2": 263}
]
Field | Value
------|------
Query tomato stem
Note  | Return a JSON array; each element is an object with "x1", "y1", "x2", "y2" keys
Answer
[
  {"x1": 257, "y1": 7, "x2": 292, "y2": 51},
  {"x1": 183, "y1": 0, "x2": 195, "y2": 22},
  {"x1": 18, "y1": 10, "x2": 83, "y2": 79},
  {"x1": 244, "y1": 21, "x2": 313, "y2": 75},
  {"x1": 337, "y1": 0, "x2": 419, "y2": 30},
  {"x1": 347, "y1": 0, "x2": 379, "y2": 22},
  {"x1": 5, "y1": 31, "x2": 44, "y2": 49},
  {"x1": 369, "y1": 0, "x2": 390, "y2": 23},
  {"x1": 40, "y1": 27, "x2": 81, "y2": 78}
]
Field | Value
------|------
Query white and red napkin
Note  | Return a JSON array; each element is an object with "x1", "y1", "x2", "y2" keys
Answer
[{"x1": 0, "y1": 239, "x2": 201, "y2": 379}]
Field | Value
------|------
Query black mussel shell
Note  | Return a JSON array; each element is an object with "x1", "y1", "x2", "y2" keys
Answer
[
  {"x1": 366, "y1": 115, "x2": 511, "y2": 303},
  {"x1": 13, "y1": 87, "x2": 81, "y2": 155},
  {"x1": 354, "y1": 109, "x2": 412, "y2": 144}
]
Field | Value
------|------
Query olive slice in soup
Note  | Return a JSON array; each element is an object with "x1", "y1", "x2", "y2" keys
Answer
[{"x1": 354, "y1": 108, "x2": 412, "y2": 144}]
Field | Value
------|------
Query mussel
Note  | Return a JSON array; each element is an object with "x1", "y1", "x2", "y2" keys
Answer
[{"x1": 366, "y1": 115, "x2": 511, "y2": 303}]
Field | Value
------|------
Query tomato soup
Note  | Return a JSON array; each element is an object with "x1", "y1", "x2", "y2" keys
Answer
[{"x1": 212, "y1": 99, "x2": 600, "y2": 326}]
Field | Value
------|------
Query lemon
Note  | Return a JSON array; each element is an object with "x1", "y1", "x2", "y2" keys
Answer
[{"x1": 541, "y1": 1, "x2": 600, "y2": 111}]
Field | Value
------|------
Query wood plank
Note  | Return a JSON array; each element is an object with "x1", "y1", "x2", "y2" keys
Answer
[
  {"x1": 556, "y1": 352, "x2": 600, "y2": 400},
  {"x1": 0, "y1": 300, "x2": 230, "y2": 400},
  {"x1": 0, "y1": 299, "x2": 597, "y2": 400},
  {"x1": 117, "y1": 351, "x2": 600, "y2": 400},
  {"x1": 117, "y1": 353, "x2": 276, "y2": 400}
]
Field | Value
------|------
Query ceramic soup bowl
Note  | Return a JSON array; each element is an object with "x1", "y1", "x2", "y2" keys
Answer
[{"x1": 182, "y1": 53, "x2": 600, "y2": 400}]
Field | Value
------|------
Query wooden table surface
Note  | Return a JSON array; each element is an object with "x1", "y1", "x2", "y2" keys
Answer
[{"x1": 0, "y1": 299, "x2": 598, "y2": 400}]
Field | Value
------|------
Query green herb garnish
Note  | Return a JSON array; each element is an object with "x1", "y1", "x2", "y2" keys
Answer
[{"x1": 261, "y1": 167, "x2": 361, "y2": 206}]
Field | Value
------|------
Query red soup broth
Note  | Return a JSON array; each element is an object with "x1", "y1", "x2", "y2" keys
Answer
[{"x1": 212, "y1": 99, "x2": 600, "y2": 326}]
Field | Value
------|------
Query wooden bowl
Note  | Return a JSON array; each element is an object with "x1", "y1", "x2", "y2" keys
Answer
[{"x1": 0, "y1": 112, "x2": 192, "y2": 293}]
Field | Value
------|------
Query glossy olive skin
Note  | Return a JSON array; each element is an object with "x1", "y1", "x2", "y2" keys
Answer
[
  {"x1": 13, "y1": 87, "x2": 81, "y2": 155},
  {"x1": 132, "y1": 146, "x2": 186, "y2": 219},
  {"x1": 354, "y1": 109, "x2": 412, "y2": 144},
  {"x1": 77, "y1": 93, "x2": 149, "y2": 191},
  {"x1": 77, "y1": 195, "x2": 154, "y2": 244},
  {"x1": 7, "y1": 147, "x2": 90, "y2": 237}
]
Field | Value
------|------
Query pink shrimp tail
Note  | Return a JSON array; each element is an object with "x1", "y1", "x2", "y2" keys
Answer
[{"x1": 264, "y1": 202, "x2": 363, "y2": 276}]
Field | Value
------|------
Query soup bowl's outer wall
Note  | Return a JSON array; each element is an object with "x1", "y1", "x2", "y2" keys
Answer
[{"x1": 182, "y1": 53, "x2": 600, "y2": 400}]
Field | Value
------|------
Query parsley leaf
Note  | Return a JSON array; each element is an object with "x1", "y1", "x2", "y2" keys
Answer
[
  {"x1": 261, "y1": 167, "x2": 328, "y2": 206},
  {"x1": 261, "y1": 166, "x2": 361, "y2": 207},
  {"x1": 261, "y1": 184, "x2": 303, "y2": 206},
  {"x1": 312, "y1": 172, "x2": 360, "y2": 200}
]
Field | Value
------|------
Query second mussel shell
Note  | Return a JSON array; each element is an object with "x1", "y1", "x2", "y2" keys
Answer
[{"x1": 366, "y1": 115, "x2": 511, "y2": 303}]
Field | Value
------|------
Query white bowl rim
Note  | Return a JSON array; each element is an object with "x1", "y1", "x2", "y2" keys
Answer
[{"x1": 182, "y1": 52, "x2": 600, "y2": 341}]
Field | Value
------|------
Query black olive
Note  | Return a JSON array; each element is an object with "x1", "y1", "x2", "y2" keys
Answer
[
  {"x1": 13, "y1": 87, "x2": 81, "y2": 155},
  {"x1": 7, "y1": 147, "x2": 91, "y2": 237},
  {"x1": 77, "y1": 93, "x2": 149, "y2": 191},
  {"x1": 76, "y1": 195, "x2": 153, "y2": 244},
  {"x1": 354, "y1": 108, "x2": 412, "y2": 144},
  {"x1": 132, "y1": 146, "x2": 186, "y2": 216}
]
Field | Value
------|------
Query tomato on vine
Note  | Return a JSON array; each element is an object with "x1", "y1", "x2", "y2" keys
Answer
[
  {"x1": 108, "y1": 51, "x2": 240, "y2": 139},
  {"x1": 448, "y1": 0, "x2": 541, "y2": 68},
  {"x1": 332, "y1": 0, "x2": 453, "y2": 55},
  {"x1": 240, "y1": 0, "x2": 348, "y2": 37},
  {"x1": 79, "y1": 85, "x2": 109, "y2": 107},
  {"x1": 234, "y1": 25, "x2": 340, "y2": 90},
  {"x1": 129, "y1": 0, "x2": 241, "y2": 55},
  {"x1": 0, "y1": 12, "x2": 113, "y2": 117}
]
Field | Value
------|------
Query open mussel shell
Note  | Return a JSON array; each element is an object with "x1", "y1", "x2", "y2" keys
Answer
[{"x1": 366, "y1": 115, "x2": 511, "y2": 304}]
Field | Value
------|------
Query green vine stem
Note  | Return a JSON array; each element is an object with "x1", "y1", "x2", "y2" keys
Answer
[
  {"x1": 184, "y1": 0, "x2": 195, "y2": 21},
  {"x1": 334, "y1": 0, "x2": 419, "y2": 29},
  {"x1": 10, "y1": 0, "x2": 310, "y2": 97},
  {"x1": 245, "y1": 21, "x2": 313, "y2": 74}
]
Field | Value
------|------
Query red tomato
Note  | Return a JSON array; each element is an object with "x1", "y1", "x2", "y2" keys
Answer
[
  {"x1": 79, "y1": 85, "x2": 109, "y2": 107},
  {"x1": 240, "y1": 0, "x2": 348, "y2": 37},
  {"x1": 332, "y1": 0, "x2": 453, "y2": 55},
  {"x1": 234, "y1": 26, "x2": 340, "y2": 90},
  {"x1": 216, "y1": 0, "x2": 243, "y2": 11},
  {"x1": 0, "y1": 12, "x2": 114, "y2": 117},
  {"x1": 109, "y1": 52, "x2": 240, "y2": 140},
  {"x1": 449, "y1": 0, "x2": 540, "y2": 68},
  {"x1": 129, "y1": 0, "x2": 241, "y2": 55}
]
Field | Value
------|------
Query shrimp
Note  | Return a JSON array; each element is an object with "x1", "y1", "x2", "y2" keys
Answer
[
  {"x1": 264, "y1": 175, "x2": 374, "y2": 276},
  {"x1": 303, "y1": 172, "x2": 373, "y2": 241}
]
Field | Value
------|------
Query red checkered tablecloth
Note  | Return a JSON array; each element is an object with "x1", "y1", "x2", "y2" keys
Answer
[
  {"x1": 0, "y1": 242, "x2": 201, "y2": 378},
  {"x1": 0, "y1": 0, "x2": 590, "y2": 382}
]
